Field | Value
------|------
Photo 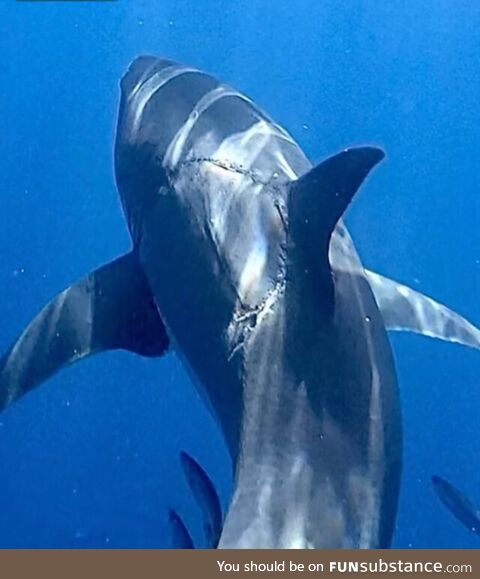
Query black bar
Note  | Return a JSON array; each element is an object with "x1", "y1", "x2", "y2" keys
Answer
[{"x1": 15, "y1": 1, "x2": 117, "y2": 3}]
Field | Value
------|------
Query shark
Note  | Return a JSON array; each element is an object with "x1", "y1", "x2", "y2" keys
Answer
[{"x1": 1, "y1": 56, "x2": 480, "y2": 549}]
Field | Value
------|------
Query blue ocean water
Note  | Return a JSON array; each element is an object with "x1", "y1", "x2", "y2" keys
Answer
[{"x1": 0, "y1": 0, "x2": 479, "y2": 548}]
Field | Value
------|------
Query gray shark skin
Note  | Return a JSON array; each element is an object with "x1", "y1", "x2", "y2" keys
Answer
[
  {"x1": 1, "y1": 55, "x2": 480, "y2": 549},
  {"x1": 116, "y1": 56, "x2": 399, "y2": 549}
]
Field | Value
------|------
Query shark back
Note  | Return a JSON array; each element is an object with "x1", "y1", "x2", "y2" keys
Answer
[
  {"x1": 2, "y1": 54, "x2": 480, "y2": 550},
  {"x1": 115, "y1": 57, "x2": 314, "y2": 457},
  {"x1": 115, "y1": 58, "x2": 401, "y2": 548},
  {"x1": 115, "y1": 56, "x2": 309, "y2": 241}
]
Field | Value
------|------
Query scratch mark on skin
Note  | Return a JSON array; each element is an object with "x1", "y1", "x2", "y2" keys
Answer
[{"x1": 227, "y1": 279, "x2": 286, "y2": 361}]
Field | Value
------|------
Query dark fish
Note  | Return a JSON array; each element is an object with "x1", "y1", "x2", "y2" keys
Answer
[
  {"x1": 431, "y1": 475, "x2": 480, "y2": 535},
  {"x1": 168, "y1": 509, "x2": 195, "y2": 549},
  {"x1": 180, "y1": 452, "x2": 223, "y2": 548}
]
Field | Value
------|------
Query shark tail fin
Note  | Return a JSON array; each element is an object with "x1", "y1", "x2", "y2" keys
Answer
[
  {"x1": 288, "y1": 147, "x2": 384, "y2": 312},
  {"x1": 0, "y1": 252, "x2": 169, "y2": 412},
  {"x1": 365, "y1": 270, "x2": 480, "y2": 349}
]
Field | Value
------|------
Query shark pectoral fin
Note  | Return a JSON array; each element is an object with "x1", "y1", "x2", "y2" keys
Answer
[
  {"x1": 180, "y1": 451, "x2": 223, "y2": 548},
  {"x1": 365, "y1": 270, "x2": 480, "y2": 349},
  {"x1": 289, "y1": 147, "x2": 385, "y2": 311},
  {"x1": 0, "y1": 252, "x2": 169, "y2": 411}
]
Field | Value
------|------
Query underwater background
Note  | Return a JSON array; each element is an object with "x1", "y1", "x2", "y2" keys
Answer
[{"x1": 0, "y1": 0, "x2": 479, "y2": 548}]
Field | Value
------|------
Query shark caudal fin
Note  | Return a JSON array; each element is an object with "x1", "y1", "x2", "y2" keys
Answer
[
  {"x1": 288, "y1": 147, "x2": 384, "y2": 313},
  {"x1": 431, "y1": 475, "x2": 480, "y2": 536},
  {"x1": 0, "y1": 252, "x2": 169, "y2": 412},
  {"x1": 365, "y1": 270, "x2": 480, "y2": 350}
]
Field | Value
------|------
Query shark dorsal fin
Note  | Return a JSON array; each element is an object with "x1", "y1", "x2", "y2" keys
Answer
[{"x1": 288, "y1": 147, "x2": 384, "y2": 311}]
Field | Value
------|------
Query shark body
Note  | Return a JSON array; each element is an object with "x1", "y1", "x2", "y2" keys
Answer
[{"x1": 1, "y1": 56, "x2": 480, "y2": 549}]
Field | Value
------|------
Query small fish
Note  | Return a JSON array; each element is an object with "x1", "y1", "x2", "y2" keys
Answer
[
  {"x1": 431, "y1": 475, "x2": 480, "y2": 535},
  {"x1": 180, "y1": 452, "x2": 223, "y2": 548},
  {"x1": 168, "y1": 509, "x2": 195, "y2": 549}
]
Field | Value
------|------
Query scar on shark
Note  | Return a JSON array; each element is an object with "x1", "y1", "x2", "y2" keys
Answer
[{"x1": 1, "y1": 56, "x2": 479, "y2": 548}]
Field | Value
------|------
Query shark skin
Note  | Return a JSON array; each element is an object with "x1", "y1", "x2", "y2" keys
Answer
[
  {"x1": 115, "y1": 56, "x2": 399, "y2": 549},
  {"x1": 1, "y1": 56, "x2": 480, "y2": 549}
]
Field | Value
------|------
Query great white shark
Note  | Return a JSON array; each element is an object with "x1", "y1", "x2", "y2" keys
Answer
[{"x1": 1, "y1": 56, "x2": 480, "y2": 549}]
